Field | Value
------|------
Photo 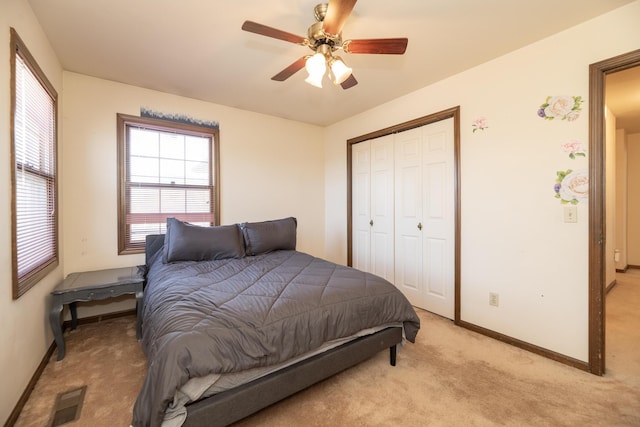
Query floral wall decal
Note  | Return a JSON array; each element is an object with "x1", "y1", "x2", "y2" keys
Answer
[
  {"x1": 538, "y1": 95, "x2": 583, "y2": 121},
  {"x1": 560, "y1": 139, "x2": 586, "y2": 159},
  {"x1": 554, "y1": 169, "x2": 588, "y2": 204},
  {"x1": 472, "y1": 117, "x2": 488, "y2": 132}
]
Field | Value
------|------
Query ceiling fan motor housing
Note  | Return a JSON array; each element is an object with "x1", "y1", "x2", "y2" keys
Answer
[{"x1": 308, "y1": 21, "x2": 341, "y2": 52}]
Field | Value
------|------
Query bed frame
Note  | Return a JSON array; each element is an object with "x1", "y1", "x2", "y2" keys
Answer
[{"x1": 145, "y1": 235, "x2": 403, "y2": 427}]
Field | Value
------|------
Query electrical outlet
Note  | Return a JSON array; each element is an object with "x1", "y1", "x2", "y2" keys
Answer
[{"x1": 489, "y1": 292, "x2": 499, "y2": 307}]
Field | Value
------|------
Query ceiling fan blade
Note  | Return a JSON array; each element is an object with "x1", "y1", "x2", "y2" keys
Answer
[
  {"x1": 344, "y1": 38, "x2": 408, "y2": 54},
  {"x1": 340, "y1": 74, "x2": 358, "y2": 90},
  {"x1": 242, "y1": 21, "x2": 306, "y2": 45},
  {"x1": 323, "y1": 0, "x2": 357, "y2": 36},
  {"x1": 271, "y1": 57, "x2": 308, "y2": 81}
]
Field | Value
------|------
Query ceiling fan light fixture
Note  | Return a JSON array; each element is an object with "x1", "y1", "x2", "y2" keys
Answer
[
  {"x1": 305, "y1": 72, "x2": 324, "y2": 88},
  {"x1": 329, "y1": 56, "x2": 352, "y2": 85},
  {"x1": 305, "y1": 52, "x2": 326, "y2": 88}
]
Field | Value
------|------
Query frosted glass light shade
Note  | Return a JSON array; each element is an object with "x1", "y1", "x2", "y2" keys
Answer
[
  {"x1": 330, "y1": 57, "x2": 352, "y2": 84},
  {"x1": 305, "y1": 73, "x2": 324, "y2": 88},
  {"x1": 305, "y1": 53, "x2": 326, "y2": 88}
]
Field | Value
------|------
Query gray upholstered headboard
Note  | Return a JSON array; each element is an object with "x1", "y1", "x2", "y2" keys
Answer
[{"x1": 145, "y1": 234, "x2": 165, "y2": 266}]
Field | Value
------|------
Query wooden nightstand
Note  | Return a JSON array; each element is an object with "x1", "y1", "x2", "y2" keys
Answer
[{"x1": 49, "y1": 266, "x2": 144, "y2": 361}]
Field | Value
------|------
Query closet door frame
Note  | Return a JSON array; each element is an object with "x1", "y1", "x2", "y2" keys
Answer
[{"x1": 347, "y1": 106, "x2": 461, "y2": 322}]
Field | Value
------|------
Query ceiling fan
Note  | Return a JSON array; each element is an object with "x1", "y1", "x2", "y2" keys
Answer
[{"x1": 241, "y1": 0, "x2": 408, "y2": 89}]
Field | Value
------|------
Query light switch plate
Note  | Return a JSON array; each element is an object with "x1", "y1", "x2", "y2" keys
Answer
[{"x1": 564, "y1": 205, "x2": 578, "y2": 223}]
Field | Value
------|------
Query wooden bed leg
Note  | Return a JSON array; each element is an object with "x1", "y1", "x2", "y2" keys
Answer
[{"x1": 390, "y1": 345, "x2": 397, "y2": 366}]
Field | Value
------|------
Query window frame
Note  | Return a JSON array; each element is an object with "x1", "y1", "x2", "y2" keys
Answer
[
  {"x1": 117, "y1": 113, "x2": 220, "y2": 254},
  {"x1": 10, "y1": 27, "x2": 59, "y2": 299}
]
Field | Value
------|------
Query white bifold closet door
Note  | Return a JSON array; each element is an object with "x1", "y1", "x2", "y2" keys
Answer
[
  {"x1": 394, "y1": 118, "x2": 455, "y2": 319},
  {"x1": 352, "y1": 118, "x2": 455, "y2": 319},
  {"x1": 351, "y1": 135, "x2": 395, "y2": 283}
]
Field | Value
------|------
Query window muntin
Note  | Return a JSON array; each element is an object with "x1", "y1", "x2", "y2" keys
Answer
[
  {"x1": 117, "y1": 114, "x2": 219, "y2": 254},
  {"x1": 10, "y1": 28, "x2": 59, "y2": 298}
]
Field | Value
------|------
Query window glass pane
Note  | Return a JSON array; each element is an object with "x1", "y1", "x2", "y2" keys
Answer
[
  {"x1": 160, "y1": 133, "x2": 185, "y2": 160},
  {"x1": 15, "y1": 173, "x2": 55, "y2": 276},
  {"x1": 118, "y1": 114, "x2": 217, "y2": 253},
  {"x1": 130, "y1": 156, "x2": 160, "y2": 183},
  {"x1": 129, "y1": 128, "x2": 159, "y2": 157},
  {"x1": 185, "y1": 160, "x2": 209, "y2": 185},
  {"x1": 186, "y1": 189, "x2": 211, "y2": 212},
  {"x1": 160, "y1": 188, "x2": 186, "y2": 213},
  {"x1": 12, "y1": 29, "x2": 58, "y2": 298},
  {"x1": 159, "y1": 158, "x2": 185, "y2": 185},
  {"x1": 130, "y1": 223, "x2": 166, "y2": 243},
  {"x1": 185, "y1": 136, "x2": 209, "y2": 160},
  {"x1": 130, "y1": 187, "x2": 160, "y2": 213}
]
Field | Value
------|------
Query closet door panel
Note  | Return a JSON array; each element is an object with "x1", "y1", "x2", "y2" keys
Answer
[
  {"x1": 421, "y1": 118, "x2": 455, "y2": 318},
  {"x1": 370, "y1": 136, "x2": 395, "y2": 282},
  {"x1": 351, "y1": 142, "x2": 371, "y2": 272},
  {"x1": 425, "y1": 163, "x2": 445, "y2": 222},
  {"x1": 395, "y1": 128, "x2": 425, "y2": 304},
  {"x1": 425, "y1": 237, "x2": 446, "y2": 297}
]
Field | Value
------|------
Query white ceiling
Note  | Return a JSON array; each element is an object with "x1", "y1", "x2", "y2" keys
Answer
[{"x1": 27, "y1": 0, "x2": 635, "y2": 127}]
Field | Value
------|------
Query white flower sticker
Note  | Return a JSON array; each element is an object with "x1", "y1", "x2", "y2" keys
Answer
[
  {"x1": 554, "y1": 169, "x2": 588, "y2": 204},
  {"x1": 538, "y1": 96, "x2": 583, "y2": 121}
]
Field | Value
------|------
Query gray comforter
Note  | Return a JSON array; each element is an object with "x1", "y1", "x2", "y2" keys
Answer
[{"x1": 132, "y1": 249, "x2": 420, "y2": 427}]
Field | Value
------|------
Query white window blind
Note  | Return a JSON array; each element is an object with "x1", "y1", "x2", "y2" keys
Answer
[
  {"x1": 118, "y1": 114, "x2": 218, "y2": 253},
  {"x1": 11, "y1": 28, "x2": 58, "y2": 298}
]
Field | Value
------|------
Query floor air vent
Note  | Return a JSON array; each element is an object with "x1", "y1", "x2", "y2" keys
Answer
[{"x1": 48, "y1": 385, "x2": 86, "y2": 426}]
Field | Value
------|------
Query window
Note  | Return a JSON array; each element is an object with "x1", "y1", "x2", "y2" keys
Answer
[
  {"x1": 117, "y1": 114, "x2": 220, "y2": 254},
  {"x1": 10, "y1": 28, "x2": 59, "y2": 299}
]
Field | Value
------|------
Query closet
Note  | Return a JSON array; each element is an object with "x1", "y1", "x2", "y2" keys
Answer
[{"x1": 351, "y1": 117, "x2": 455, "y2": 319}]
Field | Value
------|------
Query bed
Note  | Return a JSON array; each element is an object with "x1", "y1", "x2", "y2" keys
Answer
[{"x1": 131, "y1": 217, "x2": 420, "y2": 427}]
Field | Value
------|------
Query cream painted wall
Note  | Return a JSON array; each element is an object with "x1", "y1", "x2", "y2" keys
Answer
[
  {"x1": 615, "y1": 128, "x2": 628, "y2": 270},
  {"x1": 324, "y1": 2, "x2": 640, "y2": 361},
  {"x1": 62, "y1": 72, "x2": 326, "y2": 319},
  {"x1": 1, "y1": 0, "x2": 65, "y2": 423},
  {"x1": 627, "y1": 133, "x2": 640, "y2": 265}
]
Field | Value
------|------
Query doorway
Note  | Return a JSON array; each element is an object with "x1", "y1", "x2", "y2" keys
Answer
[
  {"x1": 606, "y1": 65, "x2": 640, "y2": 276},
  {"x1": 589, "y1": 48, "x2": 640, "y2": 375}
]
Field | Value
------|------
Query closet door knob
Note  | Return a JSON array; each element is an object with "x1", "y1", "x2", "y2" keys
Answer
[
  {"x1": 369, "y1": 220, "x2": 374, "y2": 226},
  {"x1": 417, "y1": 222, "x2": 422, "y2": 230}
]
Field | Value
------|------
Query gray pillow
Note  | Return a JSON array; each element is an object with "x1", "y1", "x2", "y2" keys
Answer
[
  {"x1": 163, "y1": 217, "x2": 245, "y2": 263},
  {"x1": 241, "y1": 217, "x2": 297, "y2": 256}
]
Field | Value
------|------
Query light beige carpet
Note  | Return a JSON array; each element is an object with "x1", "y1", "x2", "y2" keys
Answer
[{"x1": 15, "y1": 272, "x2": 640, "y2": 426}]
